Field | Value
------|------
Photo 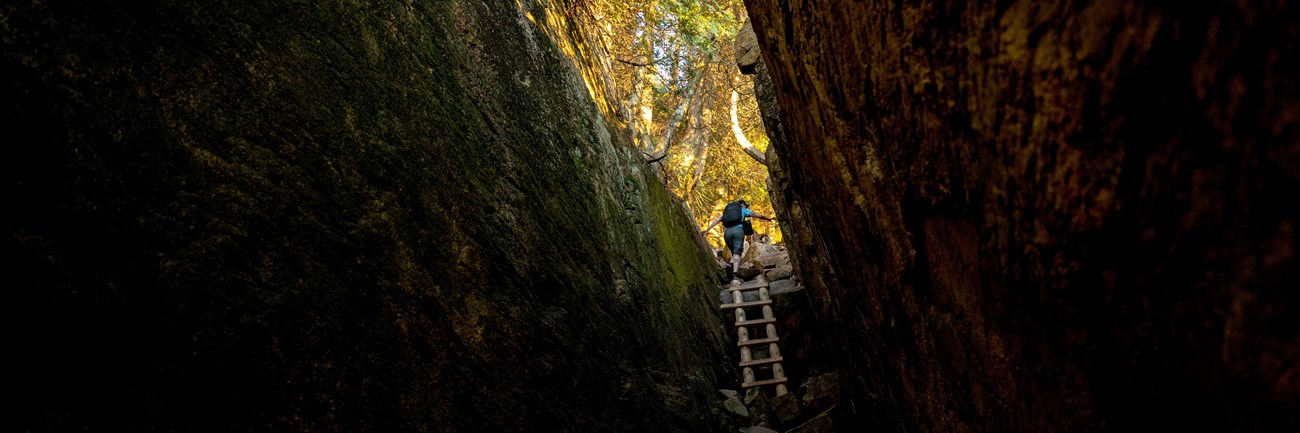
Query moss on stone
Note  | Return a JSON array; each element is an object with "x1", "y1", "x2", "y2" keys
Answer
[{"x1": 4, "y1": 1, "x2": 733, "y2": 432}]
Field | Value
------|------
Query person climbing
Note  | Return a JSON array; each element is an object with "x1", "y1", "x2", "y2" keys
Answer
[{"x1": 701, "y1": 199, "x2": 774, "y2": 283}]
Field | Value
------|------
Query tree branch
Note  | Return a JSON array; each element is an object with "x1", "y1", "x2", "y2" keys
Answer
[
  {"x1": 643, "y1": 151, "x2": 669, "y2": 164},
  {"x1": 616, "y1": 58, "x2": 650, "y2": 67}
]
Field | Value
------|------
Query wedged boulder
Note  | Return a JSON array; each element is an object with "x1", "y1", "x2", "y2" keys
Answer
[{"x1": 733, "y1": 20, "x2": 760, "y2": 74}]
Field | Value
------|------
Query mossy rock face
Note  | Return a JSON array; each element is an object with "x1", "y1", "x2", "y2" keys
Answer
[
  {"x1": 745, "y1": 1, "x2": 1299, "y2": 433},
  {"x1": 4, "y1": 1, "x2": 732, "y2": 432}
]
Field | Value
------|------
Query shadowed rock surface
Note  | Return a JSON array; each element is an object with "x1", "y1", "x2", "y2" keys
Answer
[
  {"x1": 3, "y1": 1, "x2": 736, "y2": 432},
  {"x1": 8, "y1": 0, "x2": 1300, "y2": 432},
  {"x1": 743, "y1": 1, "x2": 1298, "y2": 432}
]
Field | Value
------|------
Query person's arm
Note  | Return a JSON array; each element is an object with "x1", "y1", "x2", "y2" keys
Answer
[
  {"x1": 701, "y1": 215, "x2": 722, "y2": 233},
  {"x1": 751, "y1": 212, "x2": 775, "y2": 222}
]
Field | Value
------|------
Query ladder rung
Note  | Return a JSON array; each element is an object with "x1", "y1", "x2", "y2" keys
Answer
[
  {"x1": 741, "y1": 377, "x2": 789, "y2": 388},
  {"x1": 733, "y1": 318, "x2": 776, "y2": 328},
  {"x1": 739, "y1": 356, "x2": 784, "y2": 368},
  {"x1": 726, "y1": 280, "x2": 768, "y2": 291},
  {"x1": 719, "y1": 299, "x2": 772, "y2": 310},
  {"x1": 737, "y1": 336, "x2": 780, "y2": 347}
]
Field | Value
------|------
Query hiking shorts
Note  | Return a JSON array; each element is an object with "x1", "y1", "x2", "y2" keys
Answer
[{"x1": 724, "y1": 225, "x2": 745, "y2": 255}]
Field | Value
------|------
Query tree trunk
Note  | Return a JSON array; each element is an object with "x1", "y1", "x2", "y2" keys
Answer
[
  {"x1": 626, "y1": 6, "x2": 656, "y2": 151},
  {"x1": 645, "y1": 65, "x2": 705, "y2": 161},
  {"x1": 685, "y1": 87, "x2": 709, "y2": 194},
  {"x1": 731, "y1": 90, "x2": 766, "y2": 165}
]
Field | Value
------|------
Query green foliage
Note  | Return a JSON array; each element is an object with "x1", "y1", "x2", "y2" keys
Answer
[{"x1": 660, "y1": 0, "x2": 740, "y2": 55}]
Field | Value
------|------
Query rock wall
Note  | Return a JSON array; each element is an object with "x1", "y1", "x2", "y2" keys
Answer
[
  {"x1": 3, "y1": 1, "x2": 735, "y2": 432},
  {"x1": 742, "y1": 1, "x2": 1298, "y2": 432}
]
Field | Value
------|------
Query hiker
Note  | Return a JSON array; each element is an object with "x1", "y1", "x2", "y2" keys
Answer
[{"x1": 701, "y1": 199, "x2": 774, "y2": 282}]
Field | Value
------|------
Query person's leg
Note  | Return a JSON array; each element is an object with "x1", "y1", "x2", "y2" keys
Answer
[{"x1": 724, "y1": 226, "x2": 744, "y2": 282}]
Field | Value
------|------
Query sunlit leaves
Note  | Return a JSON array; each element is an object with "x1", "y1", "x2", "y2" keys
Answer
[{"x1": 577, "y1": 0, "x2": 781, "y2": 242}]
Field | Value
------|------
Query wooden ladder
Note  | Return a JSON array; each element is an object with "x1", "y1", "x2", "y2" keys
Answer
[{"x1": 720, "y1": 274, "x2": 789, "y2": 396}]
